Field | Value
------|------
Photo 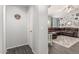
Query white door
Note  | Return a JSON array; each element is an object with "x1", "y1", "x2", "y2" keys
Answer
[{"x1": 6, "y1": 6, "x2": 27, "y2": 49}]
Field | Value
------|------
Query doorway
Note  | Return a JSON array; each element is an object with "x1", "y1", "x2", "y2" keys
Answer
[{"x1": 6, "y1": 5, "x2": 33, "y2": 54}]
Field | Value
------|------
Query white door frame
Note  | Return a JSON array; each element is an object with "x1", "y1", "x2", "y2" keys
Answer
[{"x1": 2, "y1": 5, "x2": 6, "y2": 54}]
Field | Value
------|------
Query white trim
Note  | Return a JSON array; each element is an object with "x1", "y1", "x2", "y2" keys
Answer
[
  {"x1": 2, "y1": 5, "x2": 6, "y2": 54},
  {"x1": 7, "y1": 43, "x2": 28, "y2": 49}
]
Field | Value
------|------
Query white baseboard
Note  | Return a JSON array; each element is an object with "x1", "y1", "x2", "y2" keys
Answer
[
  {"x1": 6, "y1": 43, "x2": 38, "y2": 54},
  {"x1": 7, "y1": 43, "x2": 28, "y2": 49}
]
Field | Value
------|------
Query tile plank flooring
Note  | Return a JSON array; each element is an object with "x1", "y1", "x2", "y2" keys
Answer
[
  {"x1": 49, "y1": 42, "x2": 79, "y2": 54},
  {"x1": 6, "y1": 45, "x2": 33, "y2": 54}
]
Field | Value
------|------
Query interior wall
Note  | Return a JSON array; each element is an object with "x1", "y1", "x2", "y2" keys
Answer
[
  {"x1": 0, "y1": 6, "x2": 3, "y2": 53},
  {"x1": 32, "y1": 6, "x2": 48, "y2": 54},
  {"x1": 38, "y1": 6, "x2": 48, "y2": 54},
  {"x1": 6, "y1": 6, "x2": 29, "y2": 49},
  {"x1": 32, "y1": 6, "x2": 39, "y2": 53}
]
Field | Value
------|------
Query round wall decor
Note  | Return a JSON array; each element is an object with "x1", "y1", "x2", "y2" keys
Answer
[{"x1": 14, "y1": 14, "x2": 21, "y2": 20}]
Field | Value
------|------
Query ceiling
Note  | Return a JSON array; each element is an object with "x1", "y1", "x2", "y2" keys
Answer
[{"x1": 48, "y1": 5, "x2": 79, "y2": 17}]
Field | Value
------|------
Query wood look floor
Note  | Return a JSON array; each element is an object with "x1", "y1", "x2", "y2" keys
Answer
[
  {"x1": 6, "y1": 45, "x2": 33, "y2": 54},
  {"x1": 49, "y1": 42, "x2": 79, "y2": 54}
]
